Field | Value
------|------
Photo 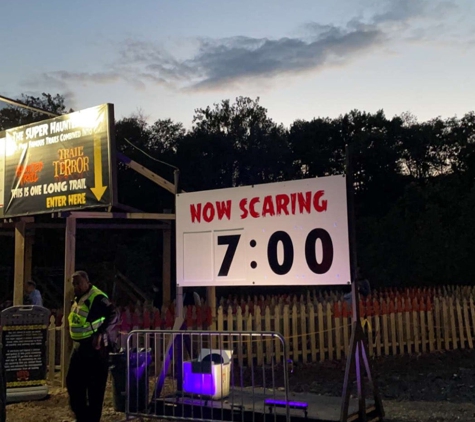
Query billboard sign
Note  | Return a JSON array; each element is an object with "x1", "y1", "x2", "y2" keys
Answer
[
  {"x1": 3, "y1": 104, "x2": 116, "y2": 217},
  {"x1": 176, "y1": 176, "x2": 350, "y2": 287}
]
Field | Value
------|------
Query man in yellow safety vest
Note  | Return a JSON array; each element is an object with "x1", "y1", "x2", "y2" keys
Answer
[{"x1": 66, "y1": 270, "x2": 118, "y2": 422}]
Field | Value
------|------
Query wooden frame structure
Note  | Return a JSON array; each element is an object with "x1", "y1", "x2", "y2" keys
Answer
[
  {"x1": 2, "y1": 161, "x2": 177, "y2": 389},
  {"x1": 57, "y1": 209, "x2": 175, "y2": 387}
]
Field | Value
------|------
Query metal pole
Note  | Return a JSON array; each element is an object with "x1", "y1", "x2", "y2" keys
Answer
[
  {"x1": 345, "y1": 144, "x2": 360, "y2": 321},
  {"x1": 174, "y1": 169, "x2": 183, "y2": 320}
]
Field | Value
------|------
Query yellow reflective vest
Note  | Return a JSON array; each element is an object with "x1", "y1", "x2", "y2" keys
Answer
[{"x1": 68, "y1": 286, "x2": 107, "y2": 341}]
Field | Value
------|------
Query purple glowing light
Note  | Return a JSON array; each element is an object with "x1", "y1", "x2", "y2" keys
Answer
[
  {"x1": 264, "y1": 399, "x2": 308, "y2": 409},
  {"x1": 182, "y1": 362, "x2": 216, "y2": 396}
]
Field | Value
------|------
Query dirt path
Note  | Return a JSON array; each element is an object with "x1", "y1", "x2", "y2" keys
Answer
[
  {"x1": 6, "y1": 349, "x2": 475, "y2": 421},
  {"x1": 6, "y1": 382, "x2": 123, "y2": 422}
]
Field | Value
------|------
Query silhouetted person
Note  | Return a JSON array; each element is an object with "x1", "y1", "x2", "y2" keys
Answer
[{"x1": 344, "y1": 268, "x2": 371, "y2": 305}]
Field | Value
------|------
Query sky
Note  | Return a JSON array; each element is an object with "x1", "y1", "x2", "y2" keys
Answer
[{"x1": 1, "y1": 0, "x2": 474, "y2": 128}]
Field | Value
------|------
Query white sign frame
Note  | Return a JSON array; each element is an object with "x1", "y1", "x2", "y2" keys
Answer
[{"x1": 176, "y1": 176, "x2": 350, "y2": 287}]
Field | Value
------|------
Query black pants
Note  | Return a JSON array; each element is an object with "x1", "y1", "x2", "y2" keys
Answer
[{"x1": 66, "y1": 344, "x2": 109, "y2": 422}]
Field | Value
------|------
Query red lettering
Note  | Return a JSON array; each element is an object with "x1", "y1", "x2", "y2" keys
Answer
[
  {"x1": 313, "y1": 190, "x2": 327, "y2": 212},
  {"x1": 262, "y1": 195, "x2": 275, "y2": 217},
  {"x1": 297, "y1": 191, "x2": 312, "y2": 213},
  {"x1": 203, "y1": 202, "x2": 215, "y2": 222},
  {"x1": 190, "y1": 203, "x2": 202, "y2": 223},
  {"x1": 15, "y1": 161, "x2": 44, "y2": 185},
  {"x1": 250, "y1": 197, "x2": 260, "y2": 218},
  {"x1": 239, "y1": 198, "x2": 248, "y2": 219},
  {"x1": 275, "y1": 194, "x2": 289, "y2": 216},
  {"x1": 193, "y1": 189, "x2": 327, "y2": 223},
  {"x1": 216, "y1": 200, "x2": 232, "y2": 220},
  {"x1": 291, "y1": 193, "x2": 297, "y2": 214}
]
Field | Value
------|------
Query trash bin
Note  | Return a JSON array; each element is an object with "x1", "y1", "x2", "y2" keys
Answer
[
  {"x1": 183, "y1": 348, "x2": 233, "y2": 400},
  {"x1": 109, "y1": 349, "x2": 152, "y2": 413}
]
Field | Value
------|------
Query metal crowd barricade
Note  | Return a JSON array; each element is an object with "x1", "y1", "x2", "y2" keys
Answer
[{"x1": 120, "y1": 329, "x2": 295, "y2": 422}]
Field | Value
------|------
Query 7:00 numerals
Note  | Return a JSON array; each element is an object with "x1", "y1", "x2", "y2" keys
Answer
[{"x1": 217, "y1": 229, "x2": 333, "y2": 277}]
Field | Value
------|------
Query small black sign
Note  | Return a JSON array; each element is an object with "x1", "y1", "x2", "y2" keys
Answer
[{"x1": 1, "y1": 306, "x2": 50, "y2": 390}]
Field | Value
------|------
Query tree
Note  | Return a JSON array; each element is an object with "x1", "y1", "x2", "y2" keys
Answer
[
  {"x1": 176, "y1": 96, "x2": 292, "y2": 191},
  {"x1": 289, "y1": 117, "x2": 344, "y2": 178},
  {"x1": 0, "y1": 93, "x2": 70, "y2": 130},
  {"x1": 149, "y1": 118, "x2": 186, "y2": 154}
]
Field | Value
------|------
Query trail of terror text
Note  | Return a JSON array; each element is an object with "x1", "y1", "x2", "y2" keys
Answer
[
  {"x1": 189, "y1": 190, "x2": 327, "y2": 223},
  {"x1": 52, "y1": 146, "x2": 89, "y2": 177}
]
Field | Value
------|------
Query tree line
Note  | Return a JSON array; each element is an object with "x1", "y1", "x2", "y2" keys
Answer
[{"x1": 1, "y1": 93, "x2": 475, "y2": 295}]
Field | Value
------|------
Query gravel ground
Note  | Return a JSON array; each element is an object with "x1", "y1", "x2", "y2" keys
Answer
[
  {"x1": 6, "y1": 381, "x2": 124, "y2": 422},
  {"x1": 6, "y1": 348, "x2": 475, "y2": 421},
  {"x1": 287, "y1": 348, "x2": 475, "y2": 422}
]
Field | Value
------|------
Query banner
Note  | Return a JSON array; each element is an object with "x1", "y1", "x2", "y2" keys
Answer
[{"x1": 3, "y1": 104, "x2": 116, "y2": 217}]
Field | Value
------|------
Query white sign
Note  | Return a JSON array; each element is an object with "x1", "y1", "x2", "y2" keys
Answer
[{"x1": 176, "y1": 176, "x2": 350, "y2": 287}]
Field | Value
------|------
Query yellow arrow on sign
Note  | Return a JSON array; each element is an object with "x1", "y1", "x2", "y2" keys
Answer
[{"x1": 90, "y1": 134, "x2": 108, "y2": 201}]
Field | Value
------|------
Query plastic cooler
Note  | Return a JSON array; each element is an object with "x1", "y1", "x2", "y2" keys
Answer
[{"x1": 183, "y1": 348, "x2": 232, "y2": 400}]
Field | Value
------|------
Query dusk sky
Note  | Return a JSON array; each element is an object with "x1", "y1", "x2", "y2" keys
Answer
[{"x1": 1, "y1": 0, "x2": 473, "y2": 128}]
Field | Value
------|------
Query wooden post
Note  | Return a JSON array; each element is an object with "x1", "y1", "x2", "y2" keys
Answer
[
  {"x1": 48, "y1": 315, "x2": 56, "y2": 383},
  {"x1": 162, "y1": 228, "x2": 171, "y2": 307},
  {"x1": 207, "y1": 286, "x2": 217, "y2": 328},
  {"x1": 173, "y1": 169, "x2": 184, "y2": 320},
  {"x1": 326, "y1": 302, "x2": 334, "y2": 360},
  {"x1": 256, "y1": 306, "x2": 263, "y2": 365},
  {"x1": 61, "y1": 217, "x2": 76, "y2": 388},
  {"x1": 318, "y1": 302, "x2": 325, "y2": 361},
  {"x1": 13, "y1": 219, "x2": 26, "y2": 305},
  {"x1": 207, "y1": 286, "x2": 217, "y2": 348},
  {"x1": 300, "y1": 303, "x2": 308, "y2": 363},
  {"x1": 309, "y1": 303, "x2": 317, "y2": 362},
  {"x1": 24, "y1": 231, "x2": 34, "y2": 284},
  {"x1": 266, "y1": 306, "x2": 274, "y2": 366},
  {"x1": 291, "y1": 305, "x2": 298, "y2": 363}
]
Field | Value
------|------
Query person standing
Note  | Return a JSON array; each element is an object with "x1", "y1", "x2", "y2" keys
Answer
[
  {"x1": 343, "y1": 268, "x2": 371, "y2": 305},
  {"x1": 24, "y1": 280, "x2": 43, "y2": 306},
  {"x1": 66, "y1": 270, "x2": 118, "y2": 422}
]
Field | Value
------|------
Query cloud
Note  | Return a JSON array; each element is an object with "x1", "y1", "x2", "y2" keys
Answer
[
  {"x1": 372, "y1": 0, "x2": 427, "y2": 24},
  {"x1": 51, "y1": 71, "x2": 121, "y2": 85},
  {"x1": 27, "y1": 0, "x2": 462, "y2": 93},
  {"x1": 188, "y1": 26, "x2": 383, "y2": 90},
  {"x1": 26, "y1": 70, "x2": 121, "y2": 92}
]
